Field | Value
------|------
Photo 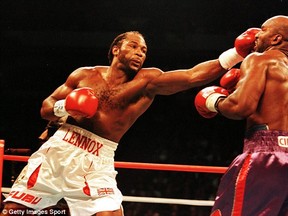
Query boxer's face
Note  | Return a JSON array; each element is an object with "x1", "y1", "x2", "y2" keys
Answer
[
  {"x1": 254, "y1": 17, "x2": 281, "y2": 52},
  {"x1": 115, "y1": 33, "x2": 147, "y2": 73},
  {"x1": 254, "y1": 25, "x2": 271, "y2": 52}
]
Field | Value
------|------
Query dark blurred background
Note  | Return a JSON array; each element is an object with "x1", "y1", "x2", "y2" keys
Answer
[{"x1": 1, "y1": 0, "x2": 287, "y2": 215}]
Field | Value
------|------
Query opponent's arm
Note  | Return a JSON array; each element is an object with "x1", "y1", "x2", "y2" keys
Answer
[
  {"x1": 211, "y1": 52, "x2": 268, "y2": 120},
  {"x1": 194, "y1": 86, "x2": 230, "y2": 118}
]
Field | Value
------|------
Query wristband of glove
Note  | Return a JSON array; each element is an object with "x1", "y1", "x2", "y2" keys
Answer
[
  {"x1": 219, "y1": 48, "x2": 244, "y2": 70},
  {"x1": 206, "y1": 93, "x2": 227, "y2": 112},
  {"x1": 53, "y1": 99, "x2": 69, "y2": 117}
]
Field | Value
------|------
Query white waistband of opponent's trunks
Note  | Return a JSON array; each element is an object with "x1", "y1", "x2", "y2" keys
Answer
[{"x1": 54, "y1": 123, "x2": 118, "y2": 151}]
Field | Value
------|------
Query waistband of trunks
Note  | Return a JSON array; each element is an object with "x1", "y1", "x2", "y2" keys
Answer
[
  {"x1": 244, "y1": 129, "x2": 288, "y2": 153},
  {"x1": 245, "y1": 124, "x2": 269, "y2": 137},
  {"x1": 54, "y1": 123, "x2": 118, "y2": 151}
]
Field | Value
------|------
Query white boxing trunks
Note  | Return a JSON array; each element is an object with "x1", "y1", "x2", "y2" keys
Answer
[{"x1": 4, "y1": 123, "x2": 123, "y2": 215}]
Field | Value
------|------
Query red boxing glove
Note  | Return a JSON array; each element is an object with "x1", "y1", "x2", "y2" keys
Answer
[
  {"x1": 235, "y1": 28, "x2": 261, "y2": 58},
  {"x1": 219, "y1": 28, "x2": 260, "y2": 70},
  {"x1": 220, "y1": 68, "x2": 240, "y2": 93},
  {"x1": 194, "y1": 86, "x2": 229, "y2": 118},
  {"x1": 54, "y1": 87, "x2": 98, "y2": 118},
  {"x1": 65, "y1": 87, "x2": 98, "y2": 118}
]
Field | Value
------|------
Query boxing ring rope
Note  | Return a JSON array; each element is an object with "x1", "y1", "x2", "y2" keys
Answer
[
  {"x1": 3, "y1": 155, "x2": 227, "y2": 174},
  {"x1": 0, "y1": 141, "x2": 228, "y2": 207}
]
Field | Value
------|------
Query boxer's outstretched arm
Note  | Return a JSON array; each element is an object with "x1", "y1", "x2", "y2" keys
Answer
[
  {"x1": 146, "y1": 28, "x2": 260, "y2": 96},
  {"x1": 146, "y1": 59, "x2": 226, "y2": 95}
]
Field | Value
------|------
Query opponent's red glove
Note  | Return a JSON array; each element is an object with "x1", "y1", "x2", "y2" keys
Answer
[
  {"x1": 194, "y1": 86, "x2": 229, "y2": 118},
  {"x1": 220, "y1": 68, "x2": 240, "y2": 93},
  {"x1": 54, "y1": 87, "x2": 98, "y2": 118},
  {"x1": 219, "y1": 28, "x2": 260, "y2": 69}
]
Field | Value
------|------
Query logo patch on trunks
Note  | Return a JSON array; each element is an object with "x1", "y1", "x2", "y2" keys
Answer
[
  {"x1": 9, "y1": 191, "x2": 42, "y2": 205},
  {"x1": 97, "y1": 188, "x2": 114, "y2": 196},
  {"x1": 278, "y1": 136, "x2": 288, "y2": 148}
]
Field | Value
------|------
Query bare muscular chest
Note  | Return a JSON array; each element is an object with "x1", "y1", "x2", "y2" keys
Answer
[
  {"x1": 95, "y1": 85, "x2": 123, "y2": 110},
  {"x1": 82, "y1": 80, "x2": 144, "y2": 112}
]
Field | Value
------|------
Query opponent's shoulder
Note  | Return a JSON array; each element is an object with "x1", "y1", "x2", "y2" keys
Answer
[
  {"x1": 243, "y1": 50, "x2": 284, "y2": 67},
  {"x1": 246, "y1": 50, "x2": 285, "y2": 61}
]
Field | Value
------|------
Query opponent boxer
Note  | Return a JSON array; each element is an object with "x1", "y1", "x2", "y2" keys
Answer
[
  {"x1": 1, "y1": 29, "x2": 258, "y2": 216},
  {"x1": 195, "y1": 15, "x2": 288, "y2": 216}
]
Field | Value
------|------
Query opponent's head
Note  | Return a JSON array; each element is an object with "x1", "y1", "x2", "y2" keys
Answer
[
  {"x1": 254, "y1": 15, "x2": 288, "y2": 52},
  {"x1": 108, "y1": 31, "x2": 147, "y2": 73}
]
